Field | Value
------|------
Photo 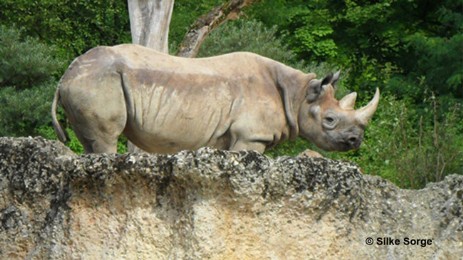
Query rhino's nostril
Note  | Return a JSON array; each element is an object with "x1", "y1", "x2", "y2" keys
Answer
[{"x1": 348, "y1": 136, "x2": 358, "y2": 145}]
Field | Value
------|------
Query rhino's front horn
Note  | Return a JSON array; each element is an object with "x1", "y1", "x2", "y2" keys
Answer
[
  {"x1": 339, "y1": 92, "x2": 357, "y2": 110},
  {"x1": 356, "y1": 88, "x2": 380, "y2": 125}
]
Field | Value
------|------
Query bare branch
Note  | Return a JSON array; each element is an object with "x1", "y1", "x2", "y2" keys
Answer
[{"x1": 176, "y1": 0, "x2": 257, "y2": 58}]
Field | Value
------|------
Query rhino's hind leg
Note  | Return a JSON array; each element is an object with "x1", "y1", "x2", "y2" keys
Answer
[
  {"x1": 62, "y1": 75, "x2": 128, "y2": 153},
  {"x1": 73, "y1": 126, "x2": 120, "y2": 153},
  {"x1": 69, "y1": 109, "x2": 126, "y2": 153}
]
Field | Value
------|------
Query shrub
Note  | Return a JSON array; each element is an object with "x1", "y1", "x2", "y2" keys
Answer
[
  {"x1": 0, "y1": 0, "x2": 131, "y2": 60},
  {"x1": 0, "y1": 25, "x2": 64, "y2": 89},
  {"x1": 37, "y1": 125, "x2": 85, "y2": 154},
  {"x1": 0, "y1": 81, "x2": 56, "y2": 137},
  {"x1": 198, "y1": 20, "x2": 295, "y2": 63}
]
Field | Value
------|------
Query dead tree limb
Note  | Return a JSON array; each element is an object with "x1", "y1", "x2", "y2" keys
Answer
[{"x1": 176, "y1": 0, "x2": 257, "y2": 58}]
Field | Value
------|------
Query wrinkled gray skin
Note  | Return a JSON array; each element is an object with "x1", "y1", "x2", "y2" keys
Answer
[{"x1": 52, "y1": 44, "x2": 379, "y2": 154}]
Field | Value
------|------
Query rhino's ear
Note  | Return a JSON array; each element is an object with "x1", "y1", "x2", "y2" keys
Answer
[
  {"x1": 306, "y1": 79, "x2": 323, "y2": 102},
  {"x1": 321, "y1": 73, "x2": 333, "y2": 86},
  {"x1": 332, "y1": 70, "x2": 341, "y2": 85}
]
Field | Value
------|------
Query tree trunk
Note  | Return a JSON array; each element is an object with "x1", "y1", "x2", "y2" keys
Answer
[
  {"x1": 176, "y1": 0, "x2": 256, "y2": 58},
  {"x1": 127, "y1": 0, "x2": 174, "y2": 53}
]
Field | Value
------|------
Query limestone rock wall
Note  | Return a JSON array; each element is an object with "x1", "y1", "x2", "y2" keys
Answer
[{"x1": 0, "y1": 137, "x2": 462, "y2": 259}]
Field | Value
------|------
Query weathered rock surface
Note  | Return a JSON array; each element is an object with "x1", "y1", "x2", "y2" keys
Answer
[{"x1": 0, "y1": 137, "x2": 462, "y2": 259}]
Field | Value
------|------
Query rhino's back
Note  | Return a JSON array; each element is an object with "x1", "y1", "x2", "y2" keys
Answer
[{"x1": 110, "y1": 44, "x2": 275, "y2": 78}]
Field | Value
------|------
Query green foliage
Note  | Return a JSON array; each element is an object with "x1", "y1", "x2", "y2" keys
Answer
[
  {"x1": 0, "y1": 25, "x2": 64, "y2": 140},
  {"x1": 0, "y1": 26, "x2": 64, "y2": 89},
  {"x1": 65, "y1": 130, "x2": 85, "y2": 154},
  {"x1": 117, "y1": 136, "x2": 128, "y2": 154},
  {"x1": 0, "y1": 81, "x2": 56, "y2": 137},
  {"x1": 265, "y1": 138, "x2": 312, "y2": 158},
  {"x1": 0, "y1": 0, "x2": 131, "y2": 59},
  {"x1": 248, "y1": 0, "x2": 338, "y2": 60},
  {"x1": 248, "y1": 0, "x2": 463, "y2": 99},
  {"x1": 345, "y1": 56, "x2": 400, "y2": 94},
  {"x1": 404, "y1": 33, "x2": 463, "y2": 97},
  {"x1": 287, "y1": 9, "x2": 338, "y2": 59},
  {"x1": 198, "y1": 20, "x2": 298, "y2": 64},
  {"x1": 36, "y1": 125, "x2": 85, "y2": 154}
]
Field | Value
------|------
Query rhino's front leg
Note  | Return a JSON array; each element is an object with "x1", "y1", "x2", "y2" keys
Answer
[{"x1": 229, "y1": 140, "x2": 267, "y2": 153}]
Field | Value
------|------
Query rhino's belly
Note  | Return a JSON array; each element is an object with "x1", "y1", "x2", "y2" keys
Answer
[
  {"x1": 139, "y1": 132, "x2": 230, "y2": 154},
  {"x1": 125, "y1": 106, "x2": 232, "y2": 153}
]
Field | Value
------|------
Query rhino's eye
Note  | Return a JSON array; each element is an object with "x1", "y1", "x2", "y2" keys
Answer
[
  {"x1": 325, "y1": 116, "x2": 335, "y2": 123},
  {"x1": 323, "y1": 115, "x2": 338, "y2": 129}
]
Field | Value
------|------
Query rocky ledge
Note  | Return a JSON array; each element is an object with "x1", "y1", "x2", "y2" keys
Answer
[{"x1": 0, "y1": 137, "x2": 462, "y2": 259}]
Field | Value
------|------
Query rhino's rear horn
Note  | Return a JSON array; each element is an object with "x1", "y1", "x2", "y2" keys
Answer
[
  {"x1": 339, "y1": 92, "x2": 357, "y2": 110},
  {"x1": 356, "y1": 88, "x2": 380, "y2": 125}
]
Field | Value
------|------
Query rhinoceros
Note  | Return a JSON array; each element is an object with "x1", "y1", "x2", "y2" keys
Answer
[{"x1": 51, "y1": 44, "x2": 379, "y2": 154}]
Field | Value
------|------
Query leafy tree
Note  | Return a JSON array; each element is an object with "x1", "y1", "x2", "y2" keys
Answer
[
  {"x1": 248, "y1": 0, "x2": 339, "y2": 61},
  {"x1": 0, "y1": 81, "x2": 56, "y2": 136},
  {"x1": 0, "y1": 0, "x2": 131, "y2": 59},
  {"x1": 398, "y1": 0, "x2": 463, "y2": 99},
  {"x1": 0, "y1": 26, "x2": 62, "y2": 137},
  {"x1": 199, "y1": 20, "x2": 298, "y2": 63},
  {"x1": 0, "y1": 26, "x2": 63, "y2": 89},
  {"x1": 248, "y1": 0, "x2": 462, "y2": 99}
]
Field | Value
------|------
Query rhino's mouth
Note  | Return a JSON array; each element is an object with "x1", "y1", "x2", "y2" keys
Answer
[
  {"x1": 321, "y1": 131, "x2": 363, "y2": 152},
  {"x1": 339, "y1": 136, "x2": 362, "y2": 151}
]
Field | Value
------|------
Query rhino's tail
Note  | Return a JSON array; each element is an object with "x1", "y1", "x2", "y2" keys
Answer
[{"x1": 51, "y1": 87, "x2": 69, "y2": 143}]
